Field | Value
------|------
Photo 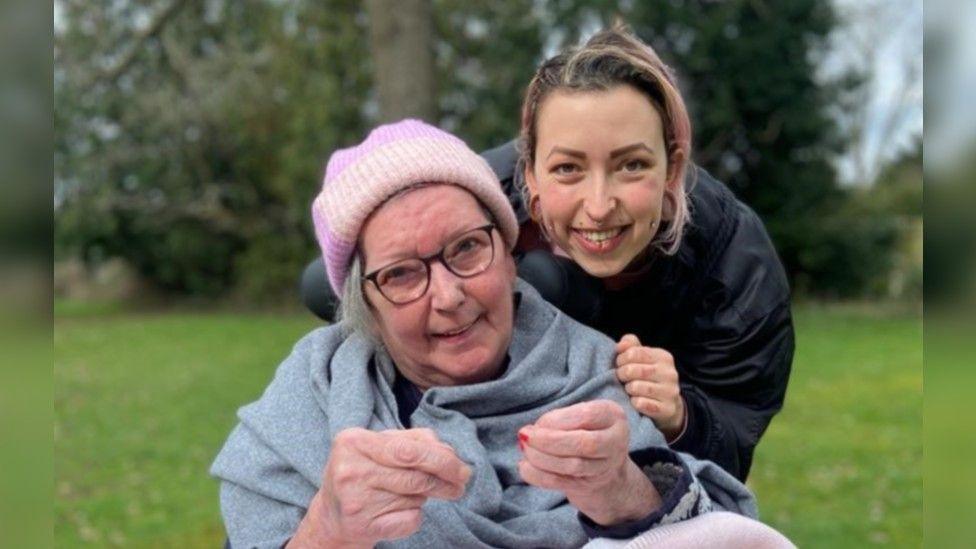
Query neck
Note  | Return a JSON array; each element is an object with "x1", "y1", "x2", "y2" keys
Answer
[{"x1": 603, "y1": 247, "x2": 656, "y2": 290}]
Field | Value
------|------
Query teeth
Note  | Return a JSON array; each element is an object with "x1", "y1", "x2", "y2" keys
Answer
[{"x1": 577, "y1": 228, "x2": 623, "y2": 242}]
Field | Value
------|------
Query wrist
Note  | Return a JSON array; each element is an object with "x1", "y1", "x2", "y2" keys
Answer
[
  {"x1": 287, "y1": 493, "x2": 368, "y2": 549},
  {"x1": 580, "y1": 461, "x2": 661, "y2": 526},
  {"x1": 660, "y1": 396, "x2": 687, "y2": 442}
]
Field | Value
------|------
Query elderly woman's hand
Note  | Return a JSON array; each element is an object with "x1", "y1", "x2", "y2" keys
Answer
[
  {"x1": 615, "y1": 334, "x2": 686, "y2": 441},
  {"x1": 517, "y1": 400, "x2": 662, "y2": 526},
  {"x1": 288, "y1": 428, "x2": 472, "y2": 549}
]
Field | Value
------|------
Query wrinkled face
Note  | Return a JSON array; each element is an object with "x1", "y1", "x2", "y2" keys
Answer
[
  {"x1": 360, "y1": 185, "x2": 516, "y2": 390},
  {"x1": 525, "y1": 85, "x2": 679, "y2": 278}
]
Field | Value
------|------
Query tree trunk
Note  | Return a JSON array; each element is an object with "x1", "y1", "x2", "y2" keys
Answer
[{"x1": 365, "y1": 0, "x2": 436, "y2": 123}]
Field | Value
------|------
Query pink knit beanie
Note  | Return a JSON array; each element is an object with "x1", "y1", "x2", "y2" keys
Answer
[{"x1": 312, "y1": 119, "x2": 519, "y2": 295}]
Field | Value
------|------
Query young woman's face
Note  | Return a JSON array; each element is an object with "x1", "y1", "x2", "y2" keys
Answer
[{"x1": 525, "y1": 85, "x2": 678, "y2": 278}]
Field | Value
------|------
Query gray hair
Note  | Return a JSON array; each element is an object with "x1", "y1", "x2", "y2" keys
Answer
[{"x1": 338, "y1": 255, "x2": 381, "y2": 345}]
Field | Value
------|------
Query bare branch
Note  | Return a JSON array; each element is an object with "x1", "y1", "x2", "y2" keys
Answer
[{"x1": 94, "y1": 0, "x2": 189, "y2": 87}]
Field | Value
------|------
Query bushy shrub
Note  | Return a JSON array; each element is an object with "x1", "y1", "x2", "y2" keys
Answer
[{"x1": 785, "y1": 208, "x2": 900, "y2": 298}]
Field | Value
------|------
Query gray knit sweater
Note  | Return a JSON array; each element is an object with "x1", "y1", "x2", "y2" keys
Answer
[{"x1": 211, "y1": 280, "x2": 757, "y2": 548}]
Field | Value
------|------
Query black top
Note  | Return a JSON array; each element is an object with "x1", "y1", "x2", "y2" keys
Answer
[{"x1": 482, "y1": 140, "x2": 794, "y2": 481}]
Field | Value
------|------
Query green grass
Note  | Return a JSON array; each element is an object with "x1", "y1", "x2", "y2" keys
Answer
[
  {"x1": 54, "y1": 305, "x2": 320, "y2": 547},
  {"x1": 54, "y1": 303, "x2": 921, "y2": 547},
  {"x1": 750, "y1": 304, "x2": 921, "y2": 547}
]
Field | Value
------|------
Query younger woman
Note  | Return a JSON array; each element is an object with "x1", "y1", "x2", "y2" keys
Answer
[{"x1": 489, "y1": 25, "x2": 794, "y2": 481}]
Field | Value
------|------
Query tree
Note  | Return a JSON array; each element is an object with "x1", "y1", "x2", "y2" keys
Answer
[
  {"x1": 433, "y1": 0, "x2": 545, "y2": 150},
  {"x1": 56, "y1": 0, "x2": 876, "y2": 298},
  {"x1": 55, "y1": 0, "x2": 372, "y2": 298},
  {"x1": 366, "y1": 0, "x2": 437, "y2": 123}
]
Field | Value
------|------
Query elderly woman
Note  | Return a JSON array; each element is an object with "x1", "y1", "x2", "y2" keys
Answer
[{"x1": 211, "y1": 120, "x2": 769, "y2": 548}]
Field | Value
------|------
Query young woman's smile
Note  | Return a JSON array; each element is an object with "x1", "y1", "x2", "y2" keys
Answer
[
  {"x1": 525, "y1": 85, "x2": 679, "y2": 278},
  {"x1": 572, "y1": 226, "x2": 629, "y2": 254}
]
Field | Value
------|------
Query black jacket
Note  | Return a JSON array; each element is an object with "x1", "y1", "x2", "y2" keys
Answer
[{"x1": 483, "y1": 141, "x2": 794, "y2": 481}]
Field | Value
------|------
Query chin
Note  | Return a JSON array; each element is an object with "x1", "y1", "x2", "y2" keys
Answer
[
  {"x1": 572, "y1": 256, "x2": 628, "y2": 279},
  {"x1": 439, "y1": 351, "x2": 499, "y2": 384}
]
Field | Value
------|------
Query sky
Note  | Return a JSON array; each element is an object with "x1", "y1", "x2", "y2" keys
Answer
[
  {"x1": 825, "y1": 0, "x2": 923, "y2": 184},
  {"x1": 926, "y1": 0, "x2": 976, "y2": 174}
]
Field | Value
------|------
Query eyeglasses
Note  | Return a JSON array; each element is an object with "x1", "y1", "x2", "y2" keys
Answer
[{"x1": 362, "y1": 224, "x2": 497, "y2": 305}]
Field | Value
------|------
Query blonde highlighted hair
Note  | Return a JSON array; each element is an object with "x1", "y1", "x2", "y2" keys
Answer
[{"x1": 518, "y1": 24, "x2": 693, "y2": 256}]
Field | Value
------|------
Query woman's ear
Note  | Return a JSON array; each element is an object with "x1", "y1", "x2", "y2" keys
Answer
[
  {"x1": 666, "y1": 146, "x2": 686, "y2": 192},
  {"x1": 524, "y1": 161, "x2": 538, "y2": 193},
  {"x1": 503, "y1": 253, "x2": 518, "y2": 285},
  {"x1": 660, "y1": 146, "x2": 686, "y2": 222},
  {"x1": 523, "y1": 163, "x2": 543, "y2": 222}
]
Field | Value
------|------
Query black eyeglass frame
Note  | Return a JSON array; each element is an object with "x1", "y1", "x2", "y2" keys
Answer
[{"x1": 362, "y1": 223, "x2": 497, "y2": 305}]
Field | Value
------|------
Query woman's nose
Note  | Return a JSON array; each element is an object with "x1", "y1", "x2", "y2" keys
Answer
[
  {"x1": 428, "y1": 263, "x2": 465, "y2": 311},
  {"x1": 583, "y1": 180, "x2": 617, "y2": 222}
]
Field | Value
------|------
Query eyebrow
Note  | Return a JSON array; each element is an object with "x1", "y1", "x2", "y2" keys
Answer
[
  {"x1": 545, "y1": 143, "x2": 654, "y2": 160},
  {"x1": 609, "y1": 143, "x2": 654, "y2": 159},
  {"x1": 545, "y1": 146, "x2": 586, "y2": 160}
]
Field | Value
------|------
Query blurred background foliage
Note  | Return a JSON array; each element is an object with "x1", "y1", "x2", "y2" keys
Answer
[
  {"x1": 50, "y1": 2, "x2": 926, "y2": 546},
  {"x1": 54, "y1": 0, "x2": 921, "y2": 303}
]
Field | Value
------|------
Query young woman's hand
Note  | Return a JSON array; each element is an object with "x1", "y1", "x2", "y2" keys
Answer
[
  {"x1": 517, "y1": 400, "x2": 661, "y2": 526},
  {"x1": 288, "y1": 428, "x2": 471, "y2": 549},
  {"x1": 615, "y1": 334, "x2": 687, "y2": 441}
]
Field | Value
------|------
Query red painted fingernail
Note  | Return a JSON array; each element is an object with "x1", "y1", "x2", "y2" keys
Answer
[{"x1": 517, "y1": 432, "x2": 529, "y2": 449}]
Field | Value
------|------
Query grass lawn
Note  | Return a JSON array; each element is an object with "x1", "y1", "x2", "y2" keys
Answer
[
  {"x1": 749, "y1": 304, "x2": 921, "y2": 547},
  {"x1": 54, "y1": 303, "x2": 921, "y2": 548}
]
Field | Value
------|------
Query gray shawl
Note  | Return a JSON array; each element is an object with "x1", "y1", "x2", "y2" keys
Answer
[{"x1": 211, "y1": 280, "x2": 756, "y2": 548}]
